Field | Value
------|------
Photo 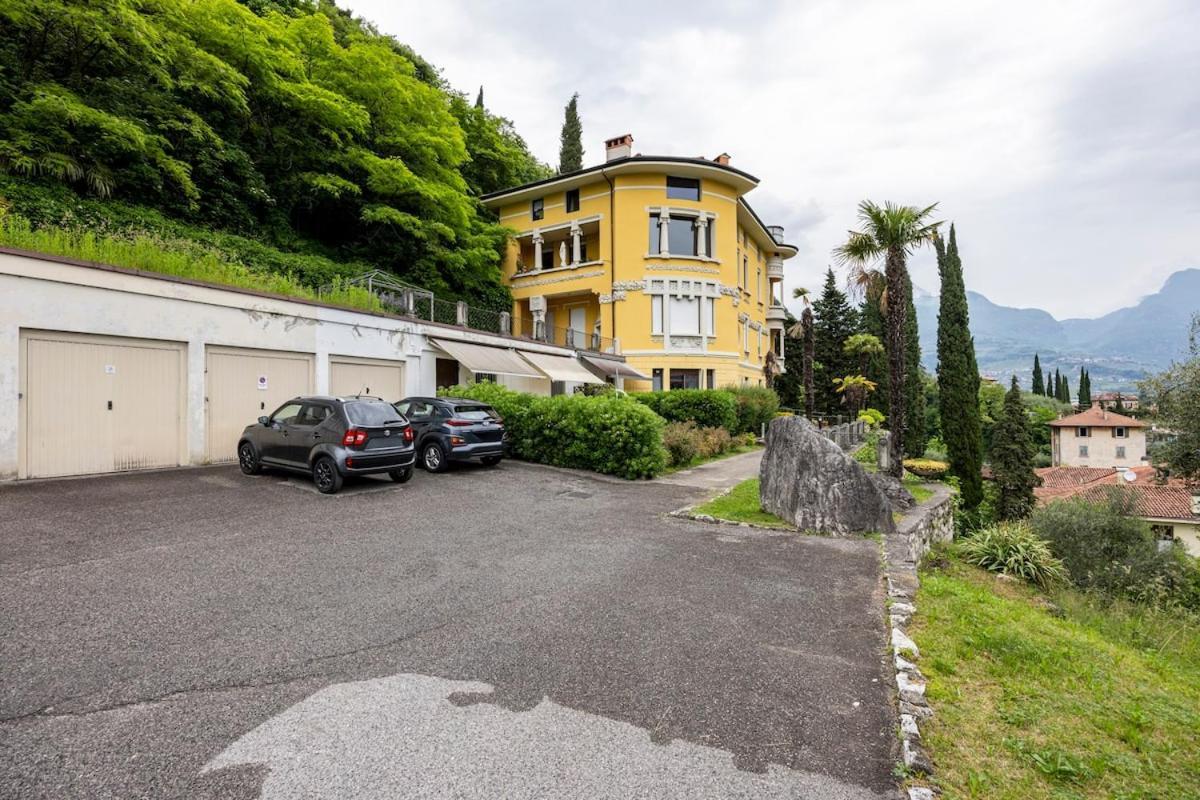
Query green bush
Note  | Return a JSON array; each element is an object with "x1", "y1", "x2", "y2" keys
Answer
[
  {"x1": 440, "y1": 383, "x2": 667, "y2": 479},
  {"x1": 957, "y1": 523, "x2": 1067, "y2": 588},
  {"x1": 1031, "y1": 493, "x2": 1200, "y2": 609},
  {"x1": 724, "y1": 385, "x2": 779, "y2": 435},
  {"x1": 632, "y1": 389, "x2": 737, "y2": 431},
  {"x1": 662, "y1": 421, "x2": 701, "y2": 467},
  {"x1": 858, "y1": 408, "x2": 885, "y2": 428}
]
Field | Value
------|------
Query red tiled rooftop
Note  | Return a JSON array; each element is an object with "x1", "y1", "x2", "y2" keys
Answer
[{"x1": 1047, "y1": 404, "x2": 1145, "y2": 428}]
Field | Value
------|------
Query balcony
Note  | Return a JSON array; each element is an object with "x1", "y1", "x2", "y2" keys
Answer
[
  {"x1": 519, "y1": 317, "x2": 618, "y2": 354},
  {"x1": 766, "y1": 304, "x2": 787, "y2": 325}
]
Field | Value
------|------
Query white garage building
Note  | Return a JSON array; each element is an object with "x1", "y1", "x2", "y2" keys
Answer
[{"x1": 0, "y1": 247, "x2": 638, "y2": 481}]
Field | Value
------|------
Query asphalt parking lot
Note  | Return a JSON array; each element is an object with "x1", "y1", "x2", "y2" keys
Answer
[{"x1": 0, "y1": 458, "x2": 896, "y2": 799}]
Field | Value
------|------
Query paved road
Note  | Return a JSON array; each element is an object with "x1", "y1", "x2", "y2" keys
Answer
[{"x1": 0, "y1": 459, "x2": 896, "y2": 799}]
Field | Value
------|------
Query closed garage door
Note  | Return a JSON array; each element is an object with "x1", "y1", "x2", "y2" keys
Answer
[
  {"x1": 205, "y1": 347, "x2": 313, "y2": 462},
  {"x1": 20, "y1": 331, "x2": 185, "y2": 479},
  {"x1": 329, "y1": 356, "x2": 405, "y2": 401}
]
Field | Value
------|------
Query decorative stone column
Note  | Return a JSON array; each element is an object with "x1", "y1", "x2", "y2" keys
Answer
[
  {"x1": 695, "y1": 215, "x2": 709, "y2": 258},
  {"x1": 658, "y1": 211, "x2": 671, "y2": 256},
  {"x1": 532, "y1": 230, "x2": 544, "y2": 271},
  {"x1": 571, "y1": 222, "x2": 582, "y2": 265},
  {"x1": 455, "y1": 300, "x2": 468, "y2": 326}
]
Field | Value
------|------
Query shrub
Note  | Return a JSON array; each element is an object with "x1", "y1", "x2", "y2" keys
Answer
[
  {"x1": 633, "y1": 389, "x2": 737, "y2": 431},
  {"x1": 440, "y1": 383, "x2": 667, "y2": 479},
  {"x1": 1031, "y1": 493, "x2": 1200, "y2": 609},
  {"x1": 724, "y1": 385, "x2": 779, "y2": 435},
  {"x1": 903, "y1": 458, "x2": 949, "y2": 480},
  {"x1": 957, "y1": 523, "x2": 1067, "y2": 588},
  {"x1": 663, "y1": 421, "x2": 701, "y2": 467},
  {"x1": 923, "y1": 435, "x2": 949, "y2": 462},
  {"x1": 854, "y1": 430, "x2": 881, "y2": 468},
  {"x1": 698, "y1": 426, "x2": 733, "y2": 458},
  {"x1": 858, "y1": 408, "x2": 885, "y2": 428},
  {"x1": 737, "y1": 432, "x2": 758, "y2": 448}
]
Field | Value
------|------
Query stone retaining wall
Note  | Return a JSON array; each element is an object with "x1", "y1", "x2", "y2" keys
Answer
[{"x1": 894, "y1": 489, "x2": 955, "y2": 563}]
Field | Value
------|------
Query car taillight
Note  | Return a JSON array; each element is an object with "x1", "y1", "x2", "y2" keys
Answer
[
  {"x1": 446, "y1": 418, "x2": 473, "y2": 427},
  {"x1": 403, "y1": 426, "x2": 414, "y2": 443},
  {"x1": 342, "y1": 429, "x2": 368, "y2": 447}
]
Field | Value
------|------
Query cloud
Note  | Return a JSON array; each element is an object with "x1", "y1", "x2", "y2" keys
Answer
[{"x1": 345, "y1": 0, "x2": 1199, "y2": 319}]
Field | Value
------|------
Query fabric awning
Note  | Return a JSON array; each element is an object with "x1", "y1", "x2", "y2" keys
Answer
[
  {"x1": 519, "y1": 351, "x2": 605, "y2": 384},
  {"x1": 581, "y1": 354, "x2": 650, "y2": 380},
  {"x1": 431, "y1": 338, "x2": 544, "y2": 379}
]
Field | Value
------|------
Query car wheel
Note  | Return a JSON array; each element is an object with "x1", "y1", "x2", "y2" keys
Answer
[
  {"x1": 312, "y1": 456, "x2": 343, "y2": 494},
  {"x1": 481, "y1": 455, "x2": 502, "y2": 467},
  {"x1": 238, "y1": 442, "x2": 262, "y2": 475},
  {"x1": 422, "y1": 442, "x2": 448, "y2": 473},
  {"x1": 389, "y1": 467, "x2": 413, "y2": 484}
]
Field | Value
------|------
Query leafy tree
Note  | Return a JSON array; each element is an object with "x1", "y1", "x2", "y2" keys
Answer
[
  {"x1": 0, "y1": 0, "x2": 550, "y2": 306},
  {"x1": 773, "y1": 311, "x2": 804, "y2": 408},
  {"x1": 843, "y1": 333, "x2": 884, "y2": 376},
  {"x1": 558, "y1": 92, "x2": 584, "y2": 173},
  {"x1": 992, "y1": 376, "x2": 1039, "y2": 520},
  {"x1": 1140, "y1": 316, "x2": 1200, "y2": 484},
  {"x1": 1032, "y1": 354, "x2": 1044, "y2": 395},
  {"x1": 833, "y1": 375, "x2": 876, "y2": 417},
  {"x1": 788, "y1": 287, "x2": 816, "y2": 419},
  {"x1": 835, "y1": 201, "x2": 941, "y2": 477},
  {"x1": 934, "y1": 226, "x2": 984, "y2": 507},
  {"x1": 902, "y1": 270, "x2": 927, "y2": 458},
  {"x1": 811, "y1": 268, "x2": 858, "y2": 416}
]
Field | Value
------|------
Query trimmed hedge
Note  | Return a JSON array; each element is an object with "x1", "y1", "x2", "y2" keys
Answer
[
  {"x1": 725, "y1": 385, "x2": 779, "y2": 436},
  {"x1": 440, "y1": 383, "x2": 667, "y2": 479},
  {"x1": 632, "y1": 389, "x2": 738, "y2": 431},
  {"x1": 903, "y1": 458, "x2": 950, "y2": 480}
]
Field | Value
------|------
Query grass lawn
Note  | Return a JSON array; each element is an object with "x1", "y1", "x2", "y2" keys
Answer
[
  {"x1": 909, "y1": 555, "x2": 1200, "y2": 799},
  {"x1": 690, "y1": 478, "x2": 792, "y2": 528}
]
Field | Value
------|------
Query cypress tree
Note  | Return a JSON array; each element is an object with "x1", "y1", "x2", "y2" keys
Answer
[
  {"x1": 1031, "y1": 354, "x2": 1044, "y2": 395},
  {"x1": 1062, "y1": 373, "x2": 1071, "y2": 405},
  {"x1": 557, "y1": 93, "x2": 584, "y2": 173},
  {"x1": 935, "y1": 225, "x2": 984, "y2": 508},
  {"x1": 475, "y1": 86, "x2": 484, "y2": 109},
  {"x1": 1077, "y1": 366, "x2": 1091, "y2": 407},
  {"x1": 993, "y1": 376, "x2": 1039, "y2": 520},
  {"x1": 903, "y1": 271, "x2": 927, "y2": 457},
  {"x1": 1052, "y1": 368, "x2": 1061, "y2": 401},
  {"x1": 812, "y1": 268, "x2": 859, "y2": 416}
]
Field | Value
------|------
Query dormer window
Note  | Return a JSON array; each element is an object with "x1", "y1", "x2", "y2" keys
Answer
[
  {"x1": 531, "y1": 198, "x2": 544, "y2": 221},
  {"x1": 666, "y1": 176, "x2": 700, "y2": 201}
]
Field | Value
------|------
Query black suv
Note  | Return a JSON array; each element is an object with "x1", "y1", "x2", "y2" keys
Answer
[
  {"x1": 395, "y1": 397, "x2": 505, "y2": 473},
  {"x1": 238, "y1": 396, "x2": 416, "y2": 494}
]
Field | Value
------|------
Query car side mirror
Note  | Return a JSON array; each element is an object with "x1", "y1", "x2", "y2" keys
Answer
[{"x1": 258, "y1": 416, "x2": 270, "y2": 426}]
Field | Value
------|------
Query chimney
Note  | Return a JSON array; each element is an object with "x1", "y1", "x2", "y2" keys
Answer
[
  {"x1": 604, "y1": 134, "x2": 633, "y2": 162},
  {"x1": 714, "y1": 152, "x2": 732, "y2": 165}
]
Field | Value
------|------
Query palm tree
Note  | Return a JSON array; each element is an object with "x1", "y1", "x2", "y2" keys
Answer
[
  {"x1": 788, "y1": 287, "x2": 815, "y2": 419},
  {"x1": 834, "y1": 201, "x2": 941, "y2": 476},
  {"x1": 833, "y1": 374, "x2": 877, "y2": 417},
  {"x1": 843, "y1": 333, "x2": 884, "y2": 379}
]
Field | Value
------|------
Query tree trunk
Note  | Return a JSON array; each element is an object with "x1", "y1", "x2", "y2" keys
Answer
[
  {"x1": 885, "y1": 247, "x2": 906, "y2": 477},
  {"x1": 802, "y1": 308, "x2": 815, "y2": 419}
]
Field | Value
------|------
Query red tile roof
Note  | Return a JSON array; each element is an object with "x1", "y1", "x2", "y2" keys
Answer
[
  {"x1": 1047, "y1": 404, "x2": 1145, "y2": 428},
  {"x1": 1034, "y1": 466, "x2": 1198, "y2": 521}
]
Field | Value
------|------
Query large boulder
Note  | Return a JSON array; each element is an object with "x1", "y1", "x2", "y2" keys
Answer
[{"x1": 759, "y1": 416, "x2": 896, "y2": 535}]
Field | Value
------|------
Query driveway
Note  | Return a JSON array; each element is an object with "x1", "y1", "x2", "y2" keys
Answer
[{"x1": 0, "y1": 459, "x2": 895, "y2": 799}]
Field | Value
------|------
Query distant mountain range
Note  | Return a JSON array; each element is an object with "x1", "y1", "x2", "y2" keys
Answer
[{"x1": 914, "y1": 269, "x2": 1200, "y2": 392}]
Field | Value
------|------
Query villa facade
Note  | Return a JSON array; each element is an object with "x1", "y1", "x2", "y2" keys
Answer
[{"x1": 481, "y1": 135, "x2": 797, "y2": 391}]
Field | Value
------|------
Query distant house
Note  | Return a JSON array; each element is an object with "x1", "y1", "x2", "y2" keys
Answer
[
  {"x1": 1035, "y1": 465, "x2": 1200, "y2": 556},
  {"x1": 1048, "y1": 403, "x2": 1146, "y2": 468},
  {"x1": 1094, "y1": 391, "x2": 1139, "y2": 411}
]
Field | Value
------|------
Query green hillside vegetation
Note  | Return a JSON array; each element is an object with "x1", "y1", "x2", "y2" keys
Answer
[{"x1": 0, "y1": 0, "x2": 550, "y2": 306}]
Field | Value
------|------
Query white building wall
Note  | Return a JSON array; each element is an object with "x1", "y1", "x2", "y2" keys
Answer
[
  {"x1": 1053, "y1": 427, "x2": 1147, "y2": 468},
  {"x1": 0, "y1": 250, "x2": 585, "y2": 479}
]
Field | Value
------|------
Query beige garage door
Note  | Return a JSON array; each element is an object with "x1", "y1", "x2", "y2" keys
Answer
[
  {"x1": 329, "y1": 356, "x2": 405, "y2": 401},
  {"x1": 20, "y1": 331, "x2": 185, "y2": 479},
  {"x1": 205, "y1": 347, "x2": 313, "y2": 462}
]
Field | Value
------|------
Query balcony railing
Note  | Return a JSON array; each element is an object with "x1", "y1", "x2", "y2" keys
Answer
[
  {"x1": 319, "y1": 270, "x2": 512, "y2": 337},
  {"x1": 518, "y1": 316, "x2": 618, "y2": 354}
]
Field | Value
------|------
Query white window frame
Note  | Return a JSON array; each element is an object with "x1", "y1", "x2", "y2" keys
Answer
[
  {"x1": 645, "y1": 279, "x2": 720, "y2": 340},
  {"x1": 1114, "y1": 426, "x2": 1127, "y2": 438}
]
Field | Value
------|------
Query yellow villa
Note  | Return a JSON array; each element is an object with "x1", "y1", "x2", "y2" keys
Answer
[{"x1": 481, "y1": 134, "x2": 797, "y2": 391}]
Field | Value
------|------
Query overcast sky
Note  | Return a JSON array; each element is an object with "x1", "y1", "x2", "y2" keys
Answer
[{"x1": 345, "y1": 0, "x2": 1198, "y2": 319}]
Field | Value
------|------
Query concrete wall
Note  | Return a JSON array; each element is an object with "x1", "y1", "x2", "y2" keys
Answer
[{"x1": 0, "y1": 250, "x2": 583, "y2": 479}]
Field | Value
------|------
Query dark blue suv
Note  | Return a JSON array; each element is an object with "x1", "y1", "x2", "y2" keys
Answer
[
  {"x1": 395, "y1": 397, "x2": 505, "y2": 473},
  {"x1": 238, "y1": 396, "x2": 415, "y2": 493}
]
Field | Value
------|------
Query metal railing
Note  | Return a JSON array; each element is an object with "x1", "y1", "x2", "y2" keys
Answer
[
  {"x1": 320, "y1": 270, "x2": 513, "y2": 337},
  {"x1": 517, "y1": 317, "x2": 618, "y2": 354}
]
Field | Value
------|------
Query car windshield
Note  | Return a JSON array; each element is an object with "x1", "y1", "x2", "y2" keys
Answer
[
  {"x1": 453, "y1": 406, "x2": 498, "y2": 421},
  {"x1": 344, "y1": 401, "x2": 405, "y2": 427}
]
